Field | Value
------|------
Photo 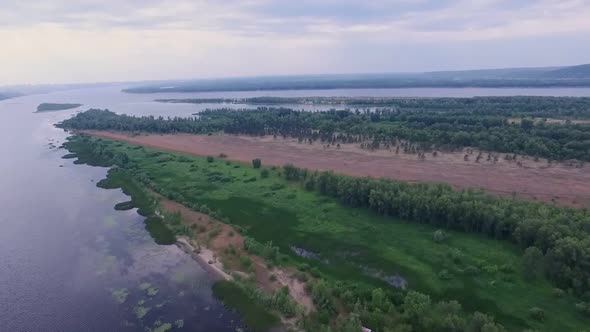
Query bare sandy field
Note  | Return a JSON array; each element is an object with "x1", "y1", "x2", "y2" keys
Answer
[{"x1": 84, "y1": 130, "x2": 590, "y2": 208}]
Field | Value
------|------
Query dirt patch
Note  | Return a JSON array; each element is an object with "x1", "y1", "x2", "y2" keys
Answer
[
  {"x1": 85, "y1": 130, "x2": 590, "y2": 208},
  {"x1": 158, "y1": 198, "x2": 315, "y2": 315}
]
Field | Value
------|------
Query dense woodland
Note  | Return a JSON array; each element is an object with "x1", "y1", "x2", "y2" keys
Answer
[
  {"x1": 158, "y1": 96, "x2": 590, "y2": 116},
  {"x1": 59, "y1": 97, "x2": 590, "y2": 160},
  {"x1": 280, "y1": 164, "x2": 590, "y2": 297}
]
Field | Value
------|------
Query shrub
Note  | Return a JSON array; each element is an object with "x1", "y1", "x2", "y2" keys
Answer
[
  {"x1": 219, "y1": 153, "x2": 227, "y2": 158},
  {"x1": 243, "y1": 176, "x2": 257, "y2": 183},
  {"x1": 209, "y1": 227, "x2": 221, "y2": 239},
  {"x1": 438, "y1": 269, "x2": 453, "y2": 280},
  {"x1": 310, "y1": 267, "x2": 322, "y2": 278},
  {"x1": 269, "y1": 274, "x2": 277, "y2": 282},
  {"x1": 482, "y1": 265, "x2": 498, "y2": 274},
  {"x1": 296, "y1": 271, "x2": 309, "y2": 282},
  {"x1": 528, "y1": 307, "x2": 545, "y2": 321},
  {"x1": 499, "y1": 264, "x2": 515, "y2": 274},
  {"x1": 270, "y1": 183, "x2": 285, "y2": 191},
  {"x1": 206, "y1": 156, "x2": 214, "y2": 162},
  {"x1": 552, "y1": 288, "x2": 565, "y2": 298},
  {"x1": 240, "y1": 255, "x2": 253, "y2": 269},
  {"x1": 575, "y1": 302, "x2": 590, "y2": 316},
  {"x1": 261, "y1": 169, "x2": 270, "y2": 178},
  {"x1": 252, "y1": 158, "x2": 262, "y2": 169},
  {"x1": 433, "y1": 229, "x2": 448, "y2": 243},
  {"x1": 522, "y1": 246, "x2": 544, "y2": 281}
]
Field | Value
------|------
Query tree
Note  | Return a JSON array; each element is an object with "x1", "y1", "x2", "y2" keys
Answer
[
  {"x1": 522, "y1": 246, "x2": 544, "y2": 281},
  {"x1": 402, "y1": 291, "x2": 432, "y2": 330},
  {"x1": 252, "y1": 158, "x2": 262, "y2": 168},
  {"x1": 528, "y1": 307, "x2": 545, "y2": 321}
]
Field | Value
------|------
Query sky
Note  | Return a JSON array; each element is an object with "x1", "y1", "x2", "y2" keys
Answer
[{"x1": 1, "y1": 0, "x2": 590, "y2": 85}]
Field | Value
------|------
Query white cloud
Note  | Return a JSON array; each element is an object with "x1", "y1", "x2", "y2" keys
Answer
[{"x1": 0, "y1": 0, "x2": 589, "y2": 84}]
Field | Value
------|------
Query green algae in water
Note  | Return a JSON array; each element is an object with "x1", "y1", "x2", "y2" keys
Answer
[
  {"x1": 174, "y1": 320, "x2": 184, "y2": 328},
  {"x1": 111, "y1": 288, "x2": 129, "y2": 304},
  {"x1": 139, "y1": 282, "x2": 151, "y2": 291},
  {"x1": 137, "y1": 299, "x2": 145, "y2": 306},
  {"x1": 151, "y1": 322, "x2": 172, "y2": 332},
  {"x1": 172, "y1": 272, "x2": 186, "y2": 283},
  {"x1": 147, "y1": 286, "x2": 159, "y2": 297},
  {"x1": 133, "y1": 305, "x2": 151, "y2": 319}
]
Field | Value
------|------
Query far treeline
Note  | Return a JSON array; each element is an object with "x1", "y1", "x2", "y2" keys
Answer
[
  {"x1": 157, "y1": 95, "x2": 590, "y2": 113},
  {"x1": 59, "y1": 96, "x2": 590, "y2": 161}
]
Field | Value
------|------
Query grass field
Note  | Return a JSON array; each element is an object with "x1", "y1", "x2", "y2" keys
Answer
[{"x1": 67, "y1": 135, "x2": 589, "y2": 331}]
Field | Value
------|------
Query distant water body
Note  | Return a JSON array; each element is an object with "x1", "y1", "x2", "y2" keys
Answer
[{"x1": 1, "y1": 84, "x2": 589, "y2": 331}]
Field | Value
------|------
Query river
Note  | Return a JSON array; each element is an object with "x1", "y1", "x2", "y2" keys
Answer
[{"x1": 1, "y1": 85, "x2": 590, "y2": 331}]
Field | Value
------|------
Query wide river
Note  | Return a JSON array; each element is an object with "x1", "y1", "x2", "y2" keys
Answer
[{"x1": 1, "y1": 85, "x2": 590, "y2": 331}]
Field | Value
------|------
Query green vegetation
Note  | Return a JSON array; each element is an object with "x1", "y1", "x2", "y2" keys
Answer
[
  {"x1": 62, "y1": 135, "x2": 176, "y2": 245},
  {"x1": 212, "y1": 280, "x2": 280, "y2": 331},
  {"x1": 36, "y1": 103, "x2": 82, "y2": 112},
  {"x1": 111, "y1": 288, "x2": 130, "y2": 304},
  {"x1": 59, "y1": 101, "x2": 590, "y2": 160},
  {"x1": 62, "y1": 134, "x2": 590, "y2": 331},
  {"x1": 114, "y1": 201, "x2": 134, "y2": 210}
]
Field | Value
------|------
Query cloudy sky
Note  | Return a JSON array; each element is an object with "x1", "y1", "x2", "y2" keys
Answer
[{"x1": 1, "y1": 0, "x2": 590, "y2": 84}]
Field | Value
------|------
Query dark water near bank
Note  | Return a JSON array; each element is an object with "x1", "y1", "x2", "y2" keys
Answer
[{"x1": 1, "y1": 85, "x2": 590, "y2": 331}]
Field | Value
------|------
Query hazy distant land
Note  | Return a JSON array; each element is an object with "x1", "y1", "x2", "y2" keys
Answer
[
  {"x1": 125, "y1": 63, "x2": 590, "y2": 93},
  {"x1": 36, "y1": 103, "x2": 82, "y2": 112}
]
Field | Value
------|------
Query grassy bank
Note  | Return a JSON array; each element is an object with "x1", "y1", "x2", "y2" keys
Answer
[
  {"x1": 63, "y1": 136, "x2": 176, "y2": 245},
  {"x1": 63, "y1": 134, "x2": 589, "y2": 331},
  {"x1": 212, "y1": 280, "x2": 280, "y2": 331}
]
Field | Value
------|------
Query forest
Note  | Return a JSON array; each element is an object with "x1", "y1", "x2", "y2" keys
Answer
[
  {"x1": 281, "y1": 163, "x2": 590, "y2": 297},
  {"x1": 157, "y1": 96, "x2": 590, "y2": 115},
  {"x1": 59, "y1": 98, "x2": 590, "y2": 161}
]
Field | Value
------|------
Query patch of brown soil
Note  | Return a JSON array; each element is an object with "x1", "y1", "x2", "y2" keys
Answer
[
  {"x1": 158, "y1": 198, "x2": 315, "y2": 314},
  {"x1": 85, "y1": 130, "x2": 590, "y2": 208}
]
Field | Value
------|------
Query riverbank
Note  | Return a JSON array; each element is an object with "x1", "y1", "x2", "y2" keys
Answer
[{"x1": 82, "y1": 130, "x2": 590, "y2": 208}]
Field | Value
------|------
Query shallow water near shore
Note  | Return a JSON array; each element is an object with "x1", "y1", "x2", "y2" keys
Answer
[
  {"x1": 0, "y1": 89, "x2": 245, "y2": 331},
  {"x1": 2, "y1": 85, "x2": 590, "y2": 330}
]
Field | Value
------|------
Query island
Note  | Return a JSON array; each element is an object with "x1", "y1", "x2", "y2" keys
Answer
[{"x1": 36, "y1": 103, "x2": 82, "y2": 112}]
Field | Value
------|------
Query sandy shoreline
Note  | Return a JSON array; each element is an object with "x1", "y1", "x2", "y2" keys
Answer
[{"x1": 175, "y1": 237, "x2": 232, "y2": 281}]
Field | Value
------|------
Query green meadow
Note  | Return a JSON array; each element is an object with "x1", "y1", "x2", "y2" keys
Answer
[{"x1": 65, "y1": 135, "x2": 589, "y2": 331}]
